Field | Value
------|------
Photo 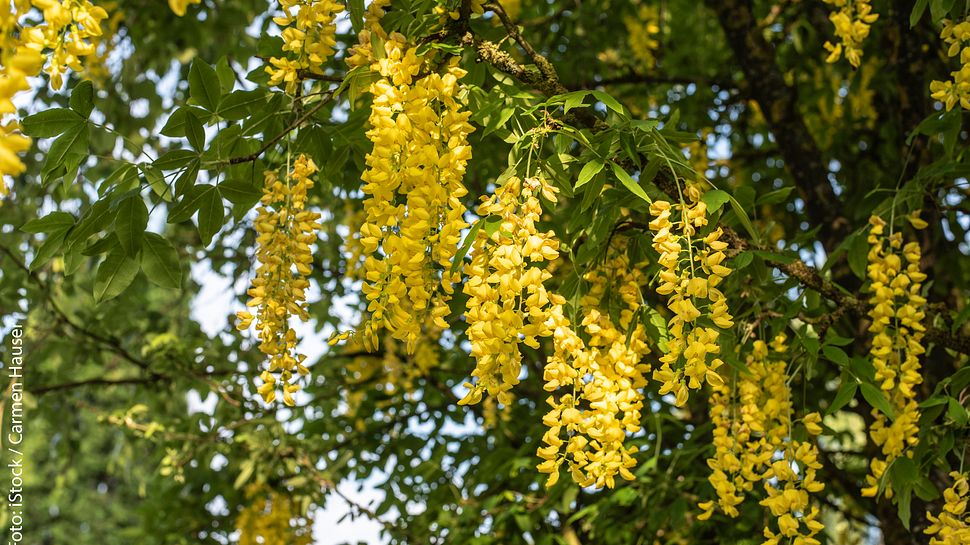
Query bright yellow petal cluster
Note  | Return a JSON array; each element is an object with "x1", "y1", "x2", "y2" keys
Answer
[
  {"x1": 459, "y1": 176, "x2": 562, "y2": 406},
  {"x1": 346, "y1": 0, "x2": 389, "y2": 68},
  {"x1": 236, "y1": 485, "x2": 314, "y2": 545},
  {"x1": 349, "y1": 34, "x2": 474, "y2": 353},
  {"x1": 168, "y1": 0, "x2": 200, "y2": 16},
  {"x1": 699, "y1": 337, "x2": 790, "y2": 519},
  {"x1": 648, "y1": 186, "x2": 734, "y2": 407},
  {"x1": 623, "y1": 4, "x2": 660, "y2": 70},
  {"x1": 925, "y1": 472, "x2": 970, "y2": 545},
  {"x1": 22, "y1": 0, "x2": 109, "y2": 90},
  {"x1": 538, "y1": 239, "x2": 651, "y2": 489},
  {"x1": 930, "y1": 18, "x2": 970, "y2": 110},
  {"x1": 236, "y1": 155, "x2": 322, "y2": 406},
  {"x1": 266, "y1": 0, "x2": 344, "y2": 94},
  {"x1": 0, "y1": 1, "x2": 44, "y2": 198},
  {"x1": 822, "y1": 0, "x2": 878, "y2": 68},
  {"x1": 699, "y1": 336, "x2": 826, "y2": 544},
  {"x1": 861, "y1": 215, "x2": 926, "y2": 498},
  {"x1": 82, "y1": 1, "x2": 120, "y2": 84}
]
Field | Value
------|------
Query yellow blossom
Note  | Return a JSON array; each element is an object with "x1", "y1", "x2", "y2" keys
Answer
[
  {"x1": 236, "y1": 155, "x2": 322, "y2": 406},
  {"x1": 925, "y1": 472, "x2": 970, "y2": 545},
  {"x1": 822, "y1": 0, "x2": 878, "y2": 68},
  {"x1": 265, "y1": 0, "x2": 344, "y2": 94},
  {"x1": 861, "y1": 215, "x2": 926, "y2": 498}
]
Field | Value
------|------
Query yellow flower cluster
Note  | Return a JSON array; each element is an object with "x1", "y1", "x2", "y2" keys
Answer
[
  {"x1": 346, "y1": 0, "x2": 389, "y2": 68},
  {"x1": 168, "y1": 0, "x2": 200, "y2": 16},
  {"x1": 822, "y1": 0, "x2": 878, "y2": 68},
  {"x1": 351, "y1": 34, "x2": 474, "y2": 353},
  {"x1": 624, "y1": 4, "x2": 660, "y2": 70},
  {"x1": 458, "y1": 176, "x2": 562, "y2": 406},
  {"x1": 236, "y1": 155, "x2": 322, "y2": 406},
  {"x1": 861, "y1": 215, "x2": 926, "y2": 498},
  {"x1": 648, "y1": 187, "x2": 733, "y2": 407},
  {"x1": 699, "y1": 337, "x2": 791, "y2": 519},
  {"x1": 925, "y1": 472, "x2": 970, "y2": 545},
  {"x1": 538, "y1": 239, "x2": 651, "y2": 489},
  {"x1": 930, "y1": 18, "x2": 970, "y2": 111},
  {"x1": 699, "y1": 337, "x2": 825, "y2": 544},
  {"x1": 24, "y1": 0, "x2": 109, "y2": 90},
  {"x1": 236, "y1": 485, "x2": 314, "y2": 545},
  {"x1": 0, "y1": 1, "x2": 43, "y2": 197},
  {"x1": 266, "y1": 0, "x2": 344, "y2": 94}
]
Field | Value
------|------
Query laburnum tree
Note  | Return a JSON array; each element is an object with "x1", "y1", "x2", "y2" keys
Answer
[{"x1": 2, "y1": 0, "x2": 970, "y2": 544}]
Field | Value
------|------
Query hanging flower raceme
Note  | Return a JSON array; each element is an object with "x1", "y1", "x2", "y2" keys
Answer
[
  {"x1": 168, "y1": 0, "x2": 200, "y2": 16},
  {"x1": 458, "y1": 176, "x2": 562, "y2": 407},
  {"x1": 930, "y1": 18, "x2": 970, "y2": 111},
  {"x1": 698, "y1": 337, "x2": 790, "y2": 519},
  {"x1": 537, "y1": 239, "x2": 651, "y2": 489},
  {"x1": 0, "y1": 0, "x2": 43, "y2": 198},
  {"x1": 648, "y1": 185, "x2": 734, "y2": 407},
  {"x1": 346, "y1": 0, "x2": 389, "y2": 68},
  {"x1": 925, "y1": 471, "x2": 970, "y2": 545},
  {"x1": 341, "y1": 33, "x2": 474, "y2": 353},
  {"x1": 822, "y1": 0, "x2": 878, "y2": 68},
  {"x1": 236, "y1": 485, "x2": 315, "y2": 545},
  {"x1": 623, "y1": 4, "x2": 661, "y2": 70},
  {"x1": 21, "y1": 0, "x2": 109, "y2": 90},
  {"x1": 699, "y1": 336, "x2": 825, "y2": 544},
  {"x1": 236, "y1": 155, "x2": 322, "y2": 406},
  {"x1": 861, "y1": 214, "x2": 926, "y2": 498},
  {"x1": 266, "y1": 0, "x2": 344, "y2": 94}
]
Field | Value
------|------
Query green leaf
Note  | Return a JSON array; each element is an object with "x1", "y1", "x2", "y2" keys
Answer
[
  {"x1": 217, "y1": 89, "x2": 267, "y2": 121},
  {"x1": 860, "y1": 383, "x2": 895, "y2": 419},
  {"x1": 114, "y1": 194, "x2": 149, "y2": 257},
  {"x1": 168, "y1": 184, "x2": 216, "y2": 224},
  {"x1": 847, "y1": 232, "x2": 869, "y2": 280},
  {"x1": 947, "y1": 398, "x2": 968, "y2": 425},
  {"x1": 347, "y1": 0, "x2": 365, "y2": 32},
  {"x1": 897, "y1": 486, "x2": 912, "y2": 530},
  {"x1": 451, "y1": 218, "x2": 484, "y2": 274},
  {"x1": 43, "y1": 123, "x2": 88, "y2": 174},
  {"x1": 140, "y1": 164, "x2": 172, "y2": 202},
  {"x1": 827, "y1": 379, "x2": 858, "y2": 415},
  {"x1": 154, "y1": 149, "x2": 198, "y2": 171},
  {"x1": 591, "y1": 90, "x2": 624, "y2": 115},
  {"x1": 93, "y1": 248, "x2": 140, "y2": 303},
  {"x1": 728, "y1": 195, "x2": 759, "y2": 243},
  {"x1": 66, "y1": 198, "x2": 113, "y2": 247},
  {"x1": 140, "y1": 233, "x2": 182, "y2": 289},
  {"x1": 822, "y1": 345, "x2": 850, "y2": 367},
  {"x1": 22, "y1": 211, "x2": 75, "y2": 234},
  {"x1": 21, "y1": 108, "x2": 84, "y2": 137},
  {"x1": 188, "y1": 59, "x2": 222, "y2": 111},
  {"x1": 218, "y1": 178, "x2": 261, "y2": 208},
  {"x1": 70, "y1": 80, "x2": 95, "y2": 117},
  {"x1": 732, "y1": 251, "x2": 753, "y2": 269},
  {"x1": 911, "y1": 0, "x2": 928, "y2": 27},
  {"x1": 701, "y1": 189, "x2": 731, "y2": 213},
  {"x1": 611, "y1": 162, "x2": 651, "y2": 204},
  {"x1": 29, "y1": 230, "x2": 69, "y2": 271},
  {"x1": 576, "y1": 159, "x2": 604, "y2": 188},
  {"x1": 184, "y1": 110, "x2": 205, "y2": 151},
  {"x1": 197, "y1": 187, "x2": 225, "y2": 245},
  {"x1": 214, "y1": 56, "x2": 237, "y2": 92}
]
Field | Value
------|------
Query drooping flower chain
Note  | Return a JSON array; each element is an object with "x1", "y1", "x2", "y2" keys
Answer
[
  {"x1": 648, "y1": 186, "x2": 734, "y2": 407},
  {"x1": 699, "y1": 337, "x2": 825, "y2": 544},
  {"x1": 348, "y1": 33, "x2": 474, "y2": 353},
  {"x1": 930, "y1": 18, "x2": 970, "y2": 111},
  {"x1": 236, "y1": 155, "x2": 322, "y2": 406},
  {"x1": 623, "y1": 4, "x2": 660, "y2": 70},
  {"x1": 861, "y1": 215, "x2": 926, "y2": 498},
  {"x1": 925, "y1": 471, "x2": 970, "y2": 545},
  {"x1": 266, "y1": 0, "x2": 344, "y2": 94},
  {"x1": 822, "y1": 0, "x2": 878, "y2": 68},
  {"x1": 538, "y1": 239, "x2": 651, "y2": 489},
  {"x1": 458, "y1": 176, "x2": 562, "y2": 406}
]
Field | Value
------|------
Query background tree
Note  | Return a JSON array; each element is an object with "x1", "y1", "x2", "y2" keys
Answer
[{"x1": 0, "y1": 1, "x2": 968, "y2": 544}]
